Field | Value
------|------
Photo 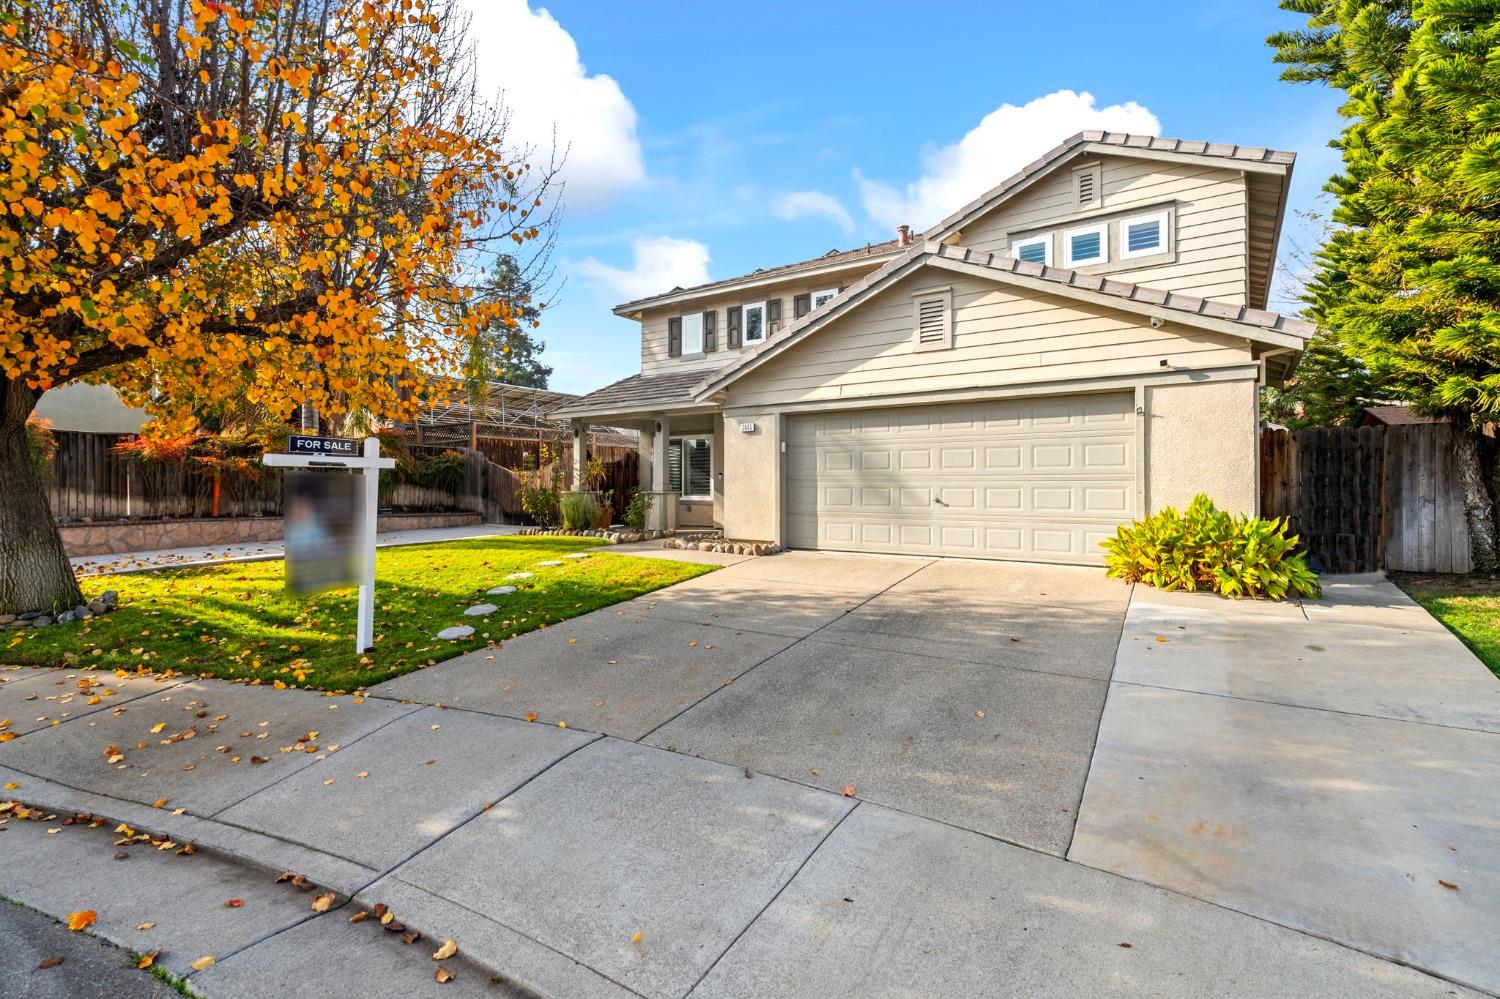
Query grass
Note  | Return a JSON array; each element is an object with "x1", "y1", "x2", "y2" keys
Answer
[
  {"x1": 2, "y1": 535, "x2": 714, "y2": 692},
  {"x1": 1392, "y1": 572, "x2": 1500, "y2": 679}
]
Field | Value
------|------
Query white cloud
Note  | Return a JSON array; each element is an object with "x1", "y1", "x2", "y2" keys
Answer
[
  {"x1": 856, "y1": 90, "x2": 1161, "y2": 231},
  {"x1": 574, "y1": 236, "x2": 713, "y2": 302},
  {"x1": 772, "y1": 190, "x2": 855, "y2": 234},
  {"x1": 459, "y1": 0, "x2": 645, "y2": 211}
]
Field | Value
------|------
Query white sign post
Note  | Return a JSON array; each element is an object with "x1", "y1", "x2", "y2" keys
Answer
[{"x1": 264, "y1": 436, "x2": 395, "y2": 653}]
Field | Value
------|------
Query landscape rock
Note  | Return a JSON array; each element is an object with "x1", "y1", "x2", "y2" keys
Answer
[
  {"x1": 101, "y1": 589, "x2": 119, "y2": 606},
  {"x1": 18, "y1": 611, "x2": 41, "y2": 621},
  {"x1": 535, "y1": 560, "x2": 564, "y2": 567},
  {"x1": 31, "y1": 616, "x2": 52, "y2": 628},
  {"x1": 55, "y1": 610, "x2": 76, "y2": 624},
  {"x1": 87, "y1": 600, "x2": 106, "y2": 615},
  {"x1": 463, "y1": 604, "x2": 498, "y2": 617},
  {"x1": 506, "y1": 572, "x2": 533, "y2": 580},
  {"x1": 435, "y1": 625, "x2": 476, "y2": 641},
  {"x1": 0, "y1": 614, "x2": 15, "y2": 625},
  {"x1": 487, "y1": 585, "x2": 518, "y2": 595}
]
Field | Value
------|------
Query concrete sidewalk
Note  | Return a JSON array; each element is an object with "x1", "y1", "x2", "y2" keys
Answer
[
  {"x1": 70, "y1": 524, "x2": 523, "y2": 577},
  {"x1": 1071, "y1": 575, "x2": 1500, "y2": 995},
  {"x1": 1, "y1": 559, "x2": 1491, "y2": 997}
]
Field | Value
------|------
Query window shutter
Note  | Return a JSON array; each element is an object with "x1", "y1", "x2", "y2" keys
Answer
[
  {"x1": 793, "y1": 293, "x2": 811, "y2": 319},
  {"x1": 703, "y1": 310, "x2": 717, "y2": 352},
  {"x1": 727, "y1": 306, "x2": 742, "y2": 348},
  {"x1": 767, "y1": 298, "x2": 782, "y2": 335},
  {"x1": 911, "y1": 288, "x2": 953, "y2": 351},
  {"x1": 667, "y1": 439, "x2": 683, "y2": 493},
  {"x1": 667, "y1": 317, "x2": 682, "y2": 358}
]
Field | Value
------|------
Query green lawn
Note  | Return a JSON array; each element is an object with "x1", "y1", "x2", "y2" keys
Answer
[
  {"x1": 1393, "y1": 573, "x2": 1500, "y2": 679},
  {"x1": 3, "y1": 536, "x2": 714, "y2": 692}
]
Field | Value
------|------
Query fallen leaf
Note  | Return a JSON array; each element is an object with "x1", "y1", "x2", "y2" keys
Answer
[
  {"x1": 402, "y1": 930, "x2": 422, "y2": 944},
  {"x1": 1119, "y1": 942, "x2": 1133, "y2": 949},
  {"x1": 1155, "y1": 636, "x2": 1166, "y2": 643},
  {"x1": 631, "y1": 931, "x2": 643, "y2": 944},
  {"x1": 137, "y1": 950, "x2": 159, "y2": 969},
  {"x1": 349, "y1": 911, "x2": 368, "y2": 923},
  {"x1": 841, "y1": 786, "x2": 857, "y2": 797},
  {"x1": 224, "y1": 898, "x2": 244, "y2": 908},
  {"x1": 433, "y1": 939, "x2": 458, "y2": 960},
  {"x1": 1439, "y1": 880, "x2": 1459, "y2": 891},
  {"x1": 975, "y1": 710, "x2": 985, "y2": 718},
  {"x1": 191, "y1": 956, "x2": 216, "y2": 972},
  {"x1": 150, "y1": 723, "x2": 166, "y2": 733},
  {"x1": 3, "y1": 782, "x2": 17, "y2": 790},
  {"x1": 152, "y1": 798, "x2": 168, "y2": 809},
  {"x1": 65, "y1": 910, "x2": 96, "y2": 932},
  {"x1": 136, "y1": 922, "x2": 155, "y2": 931},
  {"x1": 435, "y1": 966, "x2": 455, "y2": 984},
  {"x1": 311, "y1": 892, "x2": 336, "y2": 912},
  {"x1": 355, "y1": 770, "x2": 369, "y2": 779},
  {"x1": 525, "y1": 712, "x2": 536, "y2": 723},
  {"x1": 38, "y1": 957, "x2": 63, "y2": 969}
]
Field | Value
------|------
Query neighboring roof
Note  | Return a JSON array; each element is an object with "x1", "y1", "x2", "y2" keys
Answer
[
  {"x1": 551, "y1": 369, "x2": 709, "y2": 419},
  {"x1": 611, "y1": 236, "x2": 916, "y2": 316},
  {"x1": 1360, "y1": 405, "x2": 1446, "y2": 426},
  {"x1": 693, "y1": 240, "x2": 1314, "y2": 398}
]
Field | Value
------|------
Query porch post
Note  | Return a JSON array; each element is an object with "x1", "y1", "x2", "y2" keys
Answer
[
  {"x1": 570, "y1": 420, "x2": 586, "y2": 491},
  {"x1": 649, "y1": 413, "x2": 677, "y2": 532}
]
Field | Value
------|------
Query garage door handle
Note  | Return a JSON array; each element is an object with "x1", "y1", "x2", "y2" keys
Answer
[{"x1": 934, "y1": 498, "x2": 948, "y2": 507}]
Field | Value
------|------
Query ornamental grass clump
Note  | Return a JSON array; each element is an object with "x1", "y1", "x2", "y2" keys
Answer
[{"x1": 1101, "y1": 494, "x2": 1321, "y2": 600}]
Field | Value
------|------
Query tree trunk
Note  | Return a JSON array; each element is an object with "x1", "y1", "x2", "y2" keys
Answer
[
  {"x1": 0, "y1": 377, "x2": 84, "y2": 615},
  {"x1": 1455, "y1": 428, "x2": 1499, "y2": 576}
]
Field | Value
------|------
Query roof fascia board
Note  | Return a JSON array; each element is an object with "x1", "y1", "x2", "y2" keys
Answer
[
  {"x1": 552, "y1": 400, "x2": 718, "y2": 421},
  {"x1": 924, "y1": 256, "x2": 1308, "y2": 351},
  {"x1": 612, "y1": 253, "x2": 902, "y2": 318},
  {"x1": 1080, "y1": 142, "x2": 1290, "y2": 177}
]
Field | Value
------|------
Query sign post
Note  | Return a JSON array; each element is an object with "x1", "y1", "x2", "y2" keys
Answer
[{"x1": 264, "y1": 436, "x2": 395, "y2": 652}]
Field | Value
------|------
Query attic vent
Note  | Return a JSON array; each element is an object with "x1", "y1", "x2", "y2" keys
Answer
[
  {"x1": 1074, "y1": 162, "x2": 1102, "y2": 210},
  {"x1": 910, "y1": 286, "x2": 953, "y2": 352}
]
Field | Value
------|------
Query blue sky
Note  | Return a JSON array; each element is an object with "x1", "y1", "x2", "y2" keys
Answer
[{"x1": 463, "y1": 0, "x2": 1345, "y2": 394}]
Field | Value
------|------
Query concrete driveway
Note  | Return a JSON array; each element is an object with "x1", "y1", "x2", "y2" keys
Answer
[
  {"x1": 3, "y1": 547, "x2": 1493, "y2": 997},
  {"x1": 373, "y1": 550, "x2": 1128, "y2": 856}
]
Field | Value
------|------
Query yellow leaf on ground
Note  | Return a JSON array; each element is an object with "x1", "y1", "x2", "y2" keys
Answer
[
  {"x1": 65, "y1": 910, "x2": 96, "y2": 932},
  {"x1": 150, "y1": 723, "x2": 166, "y2": 733},
  {"x1": 432, "y1": 939, "x2": 458, "y2": 960},
  {"x1": 311, "y1": 892, "x2": 336, "y2": 912},
  {"x1": 191, "y1": 956, "x2": 215, "y2": 971},
  {"x1": 137, "y1": 950, "x2": 159, "y2": 969}
]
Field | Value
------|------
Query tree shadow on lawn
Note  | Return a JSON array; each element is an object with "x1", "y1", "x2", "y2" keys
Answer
[{"x1": 3, "y1": 538, "x2": 714, "y2": 693}]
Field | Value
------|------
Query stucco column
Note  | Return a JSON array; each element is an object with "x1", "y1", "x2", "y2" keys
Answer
[
  {"x1": 648, "y1": 414, "x2": 677, "y2": 532},
  {"x1": 570, "y1": 420, "x2": 586, "y2": 491}
]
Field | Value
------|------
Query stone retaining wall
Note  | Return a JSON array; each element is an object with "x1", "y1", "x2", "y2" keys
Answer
[{"x1": 59, "y1": 511, "x2": 483, "y2": 557}]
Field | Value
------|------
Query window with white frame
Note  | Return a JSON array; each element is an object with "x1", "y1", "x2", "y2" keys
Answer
[
  {"x1": 680, "y1": 312, "x2": 704, "y2": 354},
  {"x1": 1010, "y1": 235, "x2": 1051, "y2": 266},
  {"x1": 811, "y1": 287, "x2": 839, "y2": 309},
  {"x1": 668, "y1": 437, "x2": 712, "y2": 500},
  {"x1": 742, "y1": 301, "x2": 767, "y2": 344},
  {"x1": 1063, "y1": 222, "x2": 1109, "y2": 267},
  {"x1": 1120, "y1": 210, "x2": 1169, "y2": 259}
]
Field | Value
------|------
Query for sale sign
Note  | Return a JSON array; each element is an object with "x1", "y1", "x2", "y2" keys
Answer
[{"x1": 287, "y1": 435, "x2": 359, "y2": 457}]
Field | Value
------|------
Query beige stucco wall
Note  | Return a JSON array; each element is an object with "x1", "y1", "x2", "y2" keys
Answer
[
  {"x1": 720, "y1": 412, "x2": 780, "y2": 542},
  {"x1": 1145, "y1": 377, "x2": 1259, "y2": 516}
]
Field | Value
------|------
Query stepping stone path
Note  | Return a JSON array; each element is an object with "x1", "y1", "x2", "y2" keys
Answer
[
  {"x1": 534, "y1": 560, "x2": 564, "y2": 567},
  {"x1": 487, "y1": 585, "x2": 518, "y2": 595},
  {"x1": 463, "y1": 604, "x2": 498, "y2": 617},
  {"x1": 436, "y1": 625, "x2": 475, "y2": 641},
  {"x1": 506, "y1": 572, "x2": 533, "y2": 580},
  {"x1": 564, "y1": 553, "x2": 591, "y2": 559}
]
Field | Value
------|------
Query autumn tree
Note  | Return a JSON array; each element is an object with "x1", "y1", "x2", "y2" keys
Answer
[
  {"x1": 0, "y1": 0, "x2": 556, "y2": 613},
  {"x1": 1269, "y1": 0, "x2": 1500, "y2": 570}
]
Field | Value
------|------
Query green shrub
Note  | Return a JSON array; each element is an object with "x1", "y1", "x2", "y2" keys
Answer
[
  {"x1": 1101, "y1": 494, "x2": 1321, "y2": 600},
  {"x1": 560, "y1": 491, "x2": 602, "y2": 530},
  {"x1": 623, "y1": 489, "x2": 653, "y2": 531}
]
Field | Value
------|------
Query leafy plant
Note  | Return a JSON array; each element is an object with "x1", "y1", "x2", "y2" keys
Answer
[
  {"x1": 414, "y1": 450, "x2": 467, "y2": 495},
  {"x1": 560, "y1": 491, "x2": 602, "y2": 531},
  {"x1": 1102, "y1": 494, "x2": 1321, "y2": 600},
  {"x1": 514, "y1": 447, "x2": 561, "y2": 526},
  {"x1": 623, "y1": 489, "x2": 653, "y2": 532},
  {"x1": 24, "y1": 416, "x2": 57, "y2": 480}
]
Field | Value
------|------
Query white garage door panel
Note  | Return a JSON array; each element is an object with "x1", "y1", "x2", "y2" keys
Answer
[{"x1": 786, "y1": 394, "x2": 1137, "y2": 565}]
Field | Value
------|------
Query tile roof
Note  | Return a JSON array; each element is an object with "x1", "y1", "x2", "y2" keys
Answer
[
  {"x1": 612, "y1": 236, "x2": 915, "y2": 314},
  {"x1": 551, "y1": 369, "x2": 708, "y2": 418},
  {"x1": 930, "y1": 130, "x2": 1296, "y2": 238},
  {"x1": 1361, "y1": 405, "x2": 1446, "y2": 426},
  {"x1": 692, "y1": 241, "x2": 1314, "y2": 398}
]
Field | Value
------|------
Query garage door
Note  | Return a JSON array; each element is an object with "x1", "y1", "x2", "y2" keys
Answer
[{"x1": 785, "y1": 393, "x2": 1137, "y2": 564}]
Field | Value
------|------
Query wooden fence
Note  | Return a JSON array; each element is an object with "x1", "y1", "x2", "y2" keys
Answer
[{"x1": 1261, "y1": 423, "x2": 1474, "y2": 574}]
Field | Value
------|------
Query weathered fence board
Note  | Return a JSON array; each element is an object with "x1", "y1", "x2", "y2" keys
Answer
[{"x1": 1261, "y1": 424, "x2": 1475, "y2": 574}]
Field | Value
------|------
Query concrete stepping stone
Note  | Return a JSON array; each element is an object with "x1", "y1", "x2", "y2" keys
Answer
[
  {"x1": 534, "y1": 560, "x2": 564, "y2": 567},
  {"x1": 506, "y1": 572, "x2": 533, "y2": 580},
  {"x1": 436, "y1": 625, "x2": 475, "y2": 641},
  {"x1": 487, "y1": 585, "x2": 518, "y2": 595},
  {"x1": 564, "y1": 553, "x2": 591, "y2": 559},
  {"x1": 463, "y1": 604, "x2": 498, "y2": 617}
]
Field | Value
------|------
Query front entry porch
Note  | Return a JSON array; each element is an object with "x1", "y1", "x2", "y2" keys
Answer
[{"x1": 567, "y1": 407, "x2": 723, "y2": 534}]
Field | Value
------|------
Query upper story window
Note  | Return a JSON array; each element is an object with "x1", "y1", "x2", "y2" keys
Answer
[
  {"x1": 742, "y1": 301, "x2": 767, "y2": 344},
  {"x1": 1011, "y1": 235, "x2": 1051, "y2": 266},
  {"x1": 1120, "y1": 210, "x2": 1168, "y2": 259},
  {"x1": 1063, "y1": 222, "x2": 1109, "y2": 268},
  {"x1": 680, "y1": 312, "x2": 704, "y2": 354},
  {"x1": 812, "y1": 288, "x2": 839, "y2": 309}
]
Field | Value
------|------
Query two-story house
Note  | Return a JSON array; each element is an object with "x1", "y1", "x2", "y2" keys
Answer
[{"x1": 554, "y1": 131, "x2": 1312, "y2": 565}]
